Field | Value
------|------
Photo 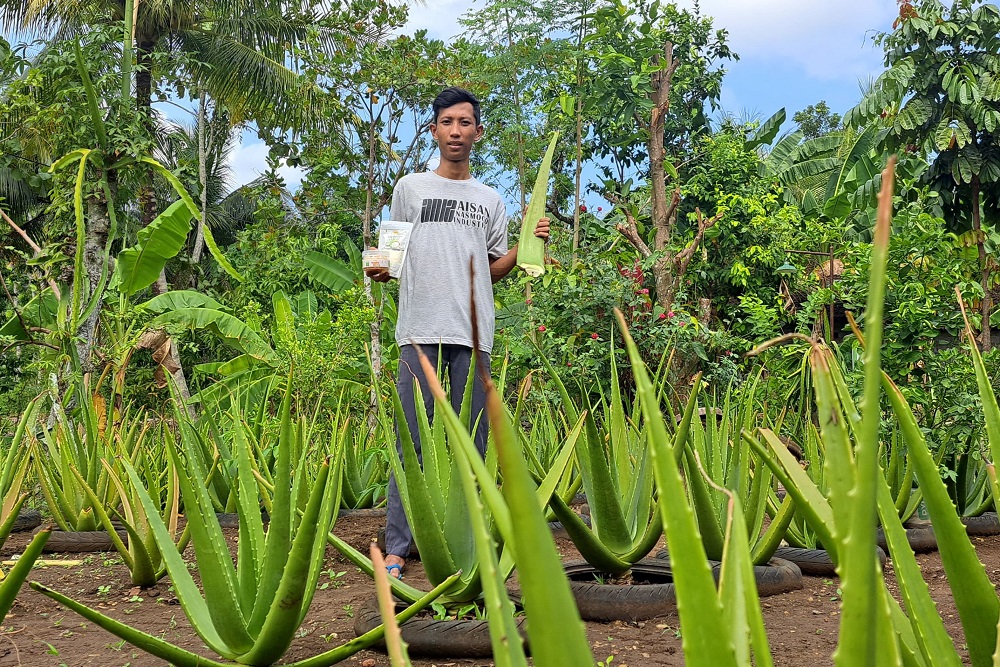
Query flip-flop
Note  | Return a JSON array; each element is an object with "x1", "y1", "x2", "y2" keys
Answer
[{"x1": 385, "y1": 564, "x2": 403, "y2": 580}]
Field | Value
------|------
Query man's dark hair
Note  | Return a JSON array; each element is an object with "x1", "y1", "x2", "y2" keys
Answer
[{"x1": 432, "y1": 87, "x2": 481, "y2": 125}]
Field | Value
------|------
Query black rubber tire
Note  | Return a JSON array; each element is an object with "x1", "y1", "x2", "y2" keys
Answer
[
  {"x1": 10, "y1": 508, "x2": 42, "y2": 533},
  {"x1": 876, "y1": 526, "x2": 937, "y2": 554},
  {"x1": 561, "y1": 559, "x2": 678, "y2": 622},
  {"x1": 38, "y1": 529, "x2": 127, "y2": 553},
  {"x1": 650, "y1": 554, "x2": 803, "y2": 596},
  {"x1": 962, "y1": 512, "x2": 1000, "y2": 536},
  {"x1": 773, "y1": 546, "x2": 888, "y2": 577},
  {"x1": 353, "y1": 597, "x2": 526, "y2": 657}
]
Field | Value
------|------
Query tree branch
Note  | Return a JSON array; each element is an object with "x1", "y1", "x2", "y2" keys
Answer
[
  {"x1": 1, "y1": 206, "x2": 63, "y2": 301},
  {"x1": 605, "y1": 191, "x2": 652, "y2": 258},
  {"x1": 674, "y1": 207, "x2": 723, "y2": 278}
]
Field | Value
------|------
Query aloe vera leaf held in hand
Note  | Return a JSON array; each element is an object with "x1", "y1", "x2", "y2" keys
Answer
[{"x1": 517, "y1": 132, "x2": 559, "y2": 278}]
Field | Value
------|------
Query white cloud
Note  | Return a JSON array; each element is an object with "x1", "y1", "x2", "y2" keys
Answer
[
  {"x1": 402, "y1": 0, "x2": 476, "y2": 41},
  {"x1": 406, "y1": 0, "x2": 896, "y2": 82},
  {"x1": 226, "y1": 137, "x2": 306, "y2": 191}
]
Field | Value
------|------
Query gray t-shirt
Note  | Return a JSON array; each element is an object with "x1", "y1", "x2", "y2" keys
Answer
[{"x1": 389, "y1": 171, "x2": 508, "y2": 352}]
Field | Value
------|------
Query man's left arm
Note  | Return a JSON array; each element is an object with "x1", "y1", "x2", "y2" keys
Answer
[{"x1": 489, "y1": 217, "x2": 550, "y2": 283}]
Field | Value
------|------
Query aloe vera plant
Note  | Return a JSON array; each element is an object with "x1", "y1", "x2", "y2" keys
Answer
[
  {"x1": 0, "y1": 401, "x2": 40, "y2": 549},
  {"x1": 33, "y1": 383, "x2": 120, "y2": 532},
  {"x1": 383, "y1": 352, "x2": 581, "y2": 603},
  {"x1": 72, "y1": 419, "x2": 190, "y2": 586},
  {"x1": 527, "y1": 339, "x2": 667, "y2": 574},
  {"x1": 31, "y1": 378, "x2": 455, "y2": 666},
  {"x1": 616, "y1": 308, "x2": 773, "y2": 666},
  {"x1": 409, "y1": 342, "x2": 595, "y2": 666},
  {"x1": 681, "y1": 382, "x2": 795, "y2": 565}
]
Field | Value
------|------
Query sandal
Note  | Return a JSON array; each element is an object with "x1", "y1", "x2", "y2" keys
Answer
[{"x1": 385, "y1": 563, "x2": 403, "y2": 580}]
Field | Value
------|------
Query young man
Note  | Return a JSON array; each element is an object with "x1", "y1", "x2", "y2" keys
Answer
[{"x1": 365, "y1": 87, "x2": 549, "y2": 578}]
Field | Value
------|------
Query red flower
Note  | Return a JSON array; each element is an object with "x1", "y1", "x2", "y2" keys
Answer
[
  {"x1": 597, "y1": 206, "x2": 603, "y2": 212},
  {"x1": 591, "y1": 332, "x2": 599, "y2": 340},
  {"x1": 538, "y1": 325, "x2": 546, "y2": 332},
  {"x1": 658, "y1": 313, "x2": 667, "y2": 320},
  {"x1": 580, "y1": 204, "x2": 588, "y2": 213},
  {"x1": 667, "y1": 311, "x2": 675, "y2": 318},
  {"x1": 526, "y1": 298, "x2": 533, "y2": 305},
  {"x1": 640, "y1": 288, "x2": 649, "y2": 295}
]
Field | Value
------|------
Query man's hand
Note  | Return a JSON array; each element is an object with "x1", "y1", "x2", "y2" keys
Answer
[
  {"x1": 364, "y1": 267, "x2": 391, "y2": 282},
  {"x1": 534, "y1": 216, "x2": 551, "y2": 240}
]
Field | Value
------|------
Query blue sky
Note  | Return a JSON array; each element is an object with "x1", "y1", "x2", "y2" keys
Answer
[{"x1": 228, "y1": 0, "x2": 899, "y2": 190}]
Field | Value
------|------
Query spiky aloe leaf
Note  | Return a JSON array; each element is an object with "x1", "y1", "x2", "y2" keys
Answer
[
  {"x1": 517, "y1": 132, "x2": 559, "y2": 277},
  {"x1": 884, "y1": 374, "x2": 1000, "y2": 666},
  {"x1": 0, "y1": 529, "x2": 50, "y2": 619},
  {"x1": 833, "y1": 157, "x2": 895, "y2": 667},
  {"x1": 31, "y1": 581, "x2": 229, "y2": 667},
  {"x1": 616, "y1": 309, "x2": 736, "y2": 665},
  {"x1": 716, "y1": 495, "x2": 773, "y2": 667},
  {"x1": 371, "y1": 546, "x2": 413, "y2": 667},
  {"x1": 238, "y1": 459, "x2": 337, "y2": 665},
  {"x1": 485, "y1": 373, "x2": 594, "y2": 665},
  {"x1": 452, "y1": 417, "x2": 528, "y2": 667},
  {"x1": 875, "y1": 477, "x2": 961, "y2": 666}
]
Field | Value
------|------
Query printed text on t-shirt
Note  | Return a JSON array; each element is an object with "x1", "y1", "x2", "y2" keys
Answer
[{"x1": 420, "y1": 198, "x2": 491, "y2": 229}]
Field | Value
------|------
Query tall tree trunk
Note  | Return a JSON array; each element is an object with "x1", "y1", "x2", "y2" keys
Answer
[
  {"x1": 136, "y1": 40, "x2": 159, "y2": 227},
  {"x1": 75, "y1": 196, "x2": 113, "y2": 374},
  {"x1": 192, "y1": 89, "x2": 208, "y2": 267},
  {"x1": 364, "y1": 120, "x2": 382, "y2": 435},
  {"x1": 973, "y1": 175, "x2": 992, "y2": 350},
  {"x1": 648, "y1": 42, "x2": 682, "y2": 311}
]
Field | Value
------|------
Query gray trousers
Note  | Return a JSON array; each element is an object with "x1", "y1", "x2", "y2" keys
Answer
[{"x1": 384, "y1": 344, "x2": 490, "y2": 558}]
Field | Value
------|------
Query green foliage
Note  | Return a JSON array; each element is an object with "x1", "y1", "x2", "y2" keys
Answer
[{"x1": 793, "y1": 101, "x2": 842, "y2": 140}]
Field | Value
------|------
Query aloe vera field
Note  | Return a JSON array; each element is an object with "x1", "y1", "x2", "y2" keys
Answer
[{"x1": 6, "y1": 0, "x2": 1000, "y2": 665}]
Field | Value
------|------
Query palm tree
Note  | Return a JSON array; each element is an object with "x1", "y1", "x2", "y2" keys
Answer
[{"x1": 0, "y1": 0, "x2": 345, "y2": 136}]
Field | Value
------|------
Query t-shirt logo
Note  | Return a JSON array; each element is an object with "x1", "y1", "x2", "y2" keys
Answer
[{"x1": 421, "y1": 198, "x2": 491, "y2": 229}]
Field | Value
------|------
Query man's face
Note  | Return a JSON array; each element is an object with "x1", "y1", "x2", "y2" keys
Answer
[{"x1": 430, "y1": 102, "x2": 483, "y2": 164}]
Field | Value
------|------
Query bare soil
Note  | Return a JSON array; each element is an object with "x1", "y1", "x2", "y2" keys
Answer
[{"x1": 0, "y1": 513, "x2": 994, "y2": 667}]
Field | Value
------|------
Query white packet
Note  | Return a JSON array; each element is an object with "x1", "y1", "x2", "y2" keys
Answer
[{"x1": 378, "y1": 221, "x2": 413, "y2": 278}]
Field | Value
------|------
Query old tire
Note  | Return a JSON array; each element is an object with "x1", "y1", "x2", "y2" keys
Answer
[
  {"x1": 962, "y1": 512, "x2": 1000, "y2": 536},
  {"x1": 651, "y1": 554, "x2": 802, "y2": 598},
  {"x1": 774, "y1": 546, "x2": 888, "y2": 577},
  {"x1": 560, "y1": 559, "x2": 678, "y2": 622},
  {"x1": 353, "y1": 597, "x2": 525, "y2": 657},
  {"x1": 876, "y1": 525, "x2": 937, "y2": 554},
  {"x1": 10, "y1": 508, "x2": 42, "y2": 533},
  {"x1": 38, "y1": 529, "x2": 127, "y2": 553}
]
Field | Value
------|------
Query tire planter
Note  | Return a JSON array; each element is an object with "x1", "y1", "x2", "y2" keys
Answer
[
  {"x1": 773, "y1": 546, "x2": 888, "y2": 577},
  {"x1": 548, "y1": 512, "x2": 592, "y2": 539},
  {"x1": 37, "y1": 529, "x2": 128, "y2": 553},
  {"x1": 962, "y1": 512, "x2": 1000, "y2": 537},
  {"x1": 876, "y1": 524, "x2": 937, "y2": 554},
  {"x1": 10, "y1": 508, "x2": 42, "y2": 533},
  {"x1": 353, "y1": 597, "x2": 526, "y2": 658},
  {"x1": 525, "y1": 557, "x2": 801, "y2": 623}
]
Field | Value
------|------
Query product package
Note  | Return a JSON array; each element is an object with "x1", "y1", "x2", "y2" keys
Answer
[{"x1": 378, "y1": 221, "x2": 413, "y2": 278}]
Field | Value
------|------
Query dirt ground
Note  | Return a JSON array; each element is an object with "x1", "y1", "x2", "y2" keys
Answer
[{"x1": 0, "y1": 512, "x2": 992, "y2": 667}]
